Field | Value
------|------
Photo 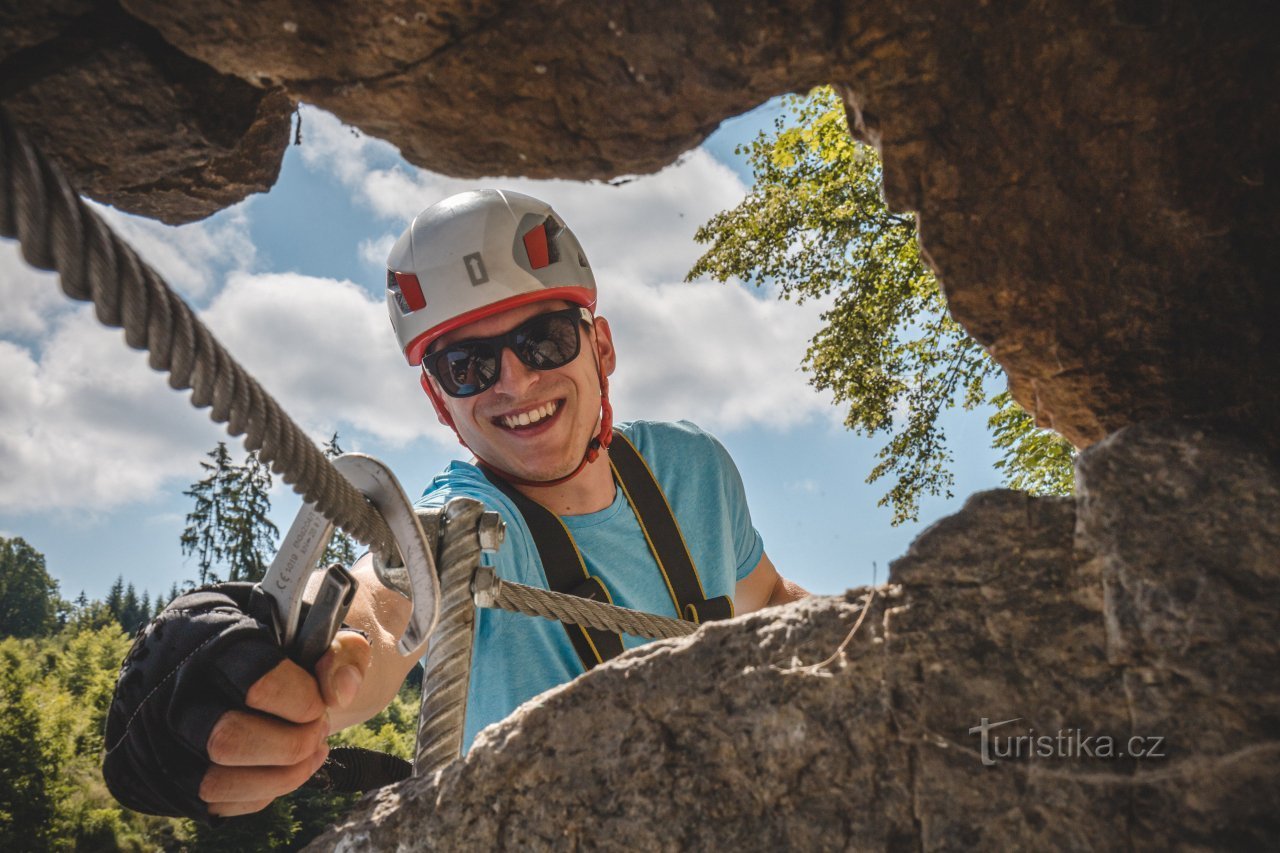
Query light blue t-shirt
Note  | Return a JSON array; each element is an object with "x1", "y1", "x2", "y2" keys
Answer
[{"x1": 416, "y1": 420, "x2": 764, "y2": 752}]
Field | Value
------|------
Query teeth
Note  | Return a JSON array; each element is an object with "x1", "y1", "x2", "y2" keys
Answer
[{"x1": 502, "y1": 401, "x2": 557, "y2": 430}]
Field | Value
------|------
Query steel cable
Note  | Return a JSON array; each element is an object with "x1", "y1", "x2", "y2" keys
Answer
[
  {"x1": 487, "y1": 577, "x2": 698, "y2": 639},
  {"x1": 0, "y1": 107, "x2": 396, "y2": 558},
  {"x1": 1, "y1": 108, "x2": 698, "y2": 647}
]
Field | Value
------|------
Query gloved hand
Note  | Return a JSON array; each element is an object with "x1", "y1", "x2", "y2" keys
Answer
[{"x1": 101, "y1": 583, "x2": 365, "y2": 821}]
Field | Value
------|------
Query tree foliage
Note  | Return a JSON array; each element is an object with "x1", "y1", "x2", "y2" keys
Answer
[
  {"x1": 320, "y1": 433, "x2": 359, "y2": 571},
  {"x1": 988, "y1": 392, "x2": 1077, "y2": 496},
  {"x1": 181, "y1": 442, "x2": 281, "y2": 583},
  {"x1": 0, "y1": 535, "x2": 62, "y2": 637},
  {"x1": 0, "y1": 623, "x2": 181, "y2": 851},
  {"x1": 688, "y1": 87, "x2": 1074, "y2": 522}
]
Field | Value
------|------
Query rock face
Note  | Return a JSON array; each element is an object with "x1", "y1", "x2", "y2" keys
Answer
[
  {"x1": 0, "y1": 0, "x2": 291, "y2": 224},
  {"x1": 4, "y1": 8, "x2": 1277, "y2": 844},
  {"x1": 2, "y1": 0, "x2": 1276, "y2": 476},
  {"x1": 308, "y1": 421, "x2": 1280, "y2": 850}
]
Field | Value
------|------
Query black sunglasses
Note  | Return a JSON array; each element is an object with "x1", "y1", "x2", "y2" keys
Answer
[{"x1": 422, "y1": 306, "x2": 590, "y2": 398}]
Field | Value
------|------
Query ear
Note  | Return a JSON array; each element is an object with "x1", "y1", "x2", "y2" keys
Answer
[{"x1": 591, "y1": 315, "x2": 617, "y2": 377}]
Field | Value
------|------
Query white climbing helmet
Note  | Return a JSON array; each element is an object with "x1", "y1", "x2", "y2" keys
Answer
[{"x1": 385, "y1": 189, "x2": 597, "y2": 366}]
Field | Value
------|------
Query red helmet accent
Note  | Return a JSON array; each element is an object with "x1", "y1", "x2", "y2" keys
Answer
[
  {"x1": 402, "y1": 285, "x2": 595, "y2": 368},
  {"x1": 396, "y1": 190, "x2": 607, "y2": 488},
  {"x1": 523, "y1": 223, "x2": 551, "y2": 269},
  {"x1": 387, "y1": 189, "x2": 596, "y2": 366}
]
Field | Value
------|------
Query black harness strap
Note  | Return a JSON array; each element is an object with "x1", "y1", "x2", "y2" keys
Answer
[
  {"x1": 482, "y1": 429, "x2": 733, "y2": 671},
  {"x1": 482, "y1": 470, "x2": 624, "y2": 667},
  {"x1": 607, "y1": 433, "x2": 734, "y2": 625}
]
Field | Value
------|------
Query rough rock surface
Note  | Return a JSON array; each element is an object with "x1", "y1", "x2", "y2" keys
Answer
[
  {"x1": 307, "y1": 420, "x2": 1280, "y2": 850},
  {"x1": 0, "y1": 0, "x2": 291, "y2": 224},
  {"x1": 2, "y1": 0, "x2": 1276, "y2": 467},
  {"x1": 119, "y1": 0, "x2": 839, "y2": 181}
]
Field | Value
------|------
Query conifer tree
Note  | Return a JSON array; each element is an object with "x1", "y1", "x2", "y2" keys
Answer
[
  {"x1": 320, "y1": 433, "x2": 359, "y2": 570},
  {"x1": 220, "y1": 450, "x2": 278, "y2": 583},
  {"x1": 105, "y1": 576, "x2": 125, "y2": 622},
  {"x1": 181, "y1": 442, "x2": 280, "y2": 584},
  {"x1": 181, "y1": 442, "x2": 237, "y2": 585}
]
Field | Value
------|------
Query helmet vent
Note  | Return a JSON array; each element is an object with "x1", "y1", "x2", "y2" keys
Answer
[
  {"x1": 388, "y1": 270, "x2": 426, "y2": 313},
  {"x1": 522, "y1": 216, "x2": 563, "y2": 270}
]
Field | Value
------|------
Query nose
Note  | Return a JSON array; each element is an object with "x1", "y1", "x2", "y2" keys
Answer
[{"x1": 490, "y1": 345, "x2": 538, "y2": 397}]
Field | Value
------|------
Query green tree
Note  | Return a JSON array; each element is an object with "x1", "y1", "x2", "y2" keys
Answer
[
  {"x1": 0, "y1": 623, "x2": 187, "y2": 851},
  {"x1": 68, "y1": 591, "x2": 120, "y2": 634},
  {"x1": 101, "y1": 575, "x2": 154, "y2": 634},
  {"x1": 0, "y1": 535, "x2": 62, "y2": 638},
  {"x1": 320, "y1": 433, "x2": 359, "y2": 570},
  {"x1": 0, "y1": 639, "x2": 57, "y2": 849},
  {"x1": 105, "y1": 575, "x2": 125, "y2": 618},
  {"x1": 182, "y1": 442, "x2": 281, "y2": 583},
  {"x1": 688, "y1": 86, "x2": 1074, "y2": 523}
]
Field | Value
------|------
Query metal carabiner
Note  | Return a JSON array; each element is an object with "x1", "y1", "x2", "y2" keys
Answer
[
  {"x1": 251, "y1": 499, "x2": 353, "y2": 669},
  {"x1": 331, "y1": 453, "x2": 440, "y2": 657},
  {"x1": 252, "y1": 454, "x2": 439, "y2": 668}
]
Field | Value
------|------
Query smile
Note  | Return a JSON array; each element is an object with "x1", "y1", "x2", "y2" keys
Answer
[{"x1": 494, "y1": 400, "x2": 561, "y2": 430}]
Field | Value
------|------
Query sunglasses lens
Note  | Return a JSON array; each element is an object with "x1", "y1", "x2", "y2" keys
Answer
[
  {"x1": 514, "y1": 312, "x2": 581, "y2": 369},
  {"x1": 434, "y1": 344, "x2": 498, "y2": 397}
]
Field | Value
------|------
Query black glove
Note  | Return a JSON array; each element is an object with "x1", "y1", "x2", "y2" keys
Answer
[{"x1": 101, "y1": 582, "x2": 287, "y2": 822}]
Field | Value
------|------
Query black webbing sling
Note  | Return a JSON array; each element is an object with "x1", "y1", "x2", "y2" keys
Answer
[{"x1": 482, "y1": 430, "x2": 734, "y2": 670}]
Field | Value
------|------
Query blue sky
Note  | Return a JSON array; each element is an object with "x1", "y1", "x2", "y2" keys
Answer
[{"x1": 0, "y1": 99, "x2": 1007, "y2": 604}]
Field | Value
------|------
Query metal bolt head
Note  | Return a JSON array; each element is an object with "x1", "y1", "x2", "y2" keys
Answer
[
  {"x1": 478, "y1": 511, "x2": 505, "y2": 552},
  {"x1": 471, "y1": 565, "x2": 500, "y2": 608}
]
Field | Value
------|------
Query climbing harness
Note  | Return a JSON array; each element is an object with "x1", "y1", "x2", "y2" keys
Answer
[
  {"x1": 0, "y1": 108, "x2": 721, "y2": 789},
  {"x1": 482, "y1": 430, "x2": 733, "y2": 670}
]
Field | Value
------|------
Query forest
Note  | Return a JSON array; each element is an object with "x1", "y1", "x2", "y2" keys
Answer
[{"x1": 0, "y1": 440, "x2": 418, "y2": 852}]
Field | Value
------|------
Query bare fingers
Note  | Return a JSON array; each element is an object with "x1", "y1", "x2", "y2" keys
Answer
[
  {"x1": 202, "y1": 742, "x2": 330, "y2": 816},
  {"x1": 243, "y1": 658, "x2": 328, "y2": 724},
  {"x1": 314, "y1": 630, "x2": 373, "y2": 710},
  {"x1": 207, "y1": 710, "x2": 329, "y2": 768}
]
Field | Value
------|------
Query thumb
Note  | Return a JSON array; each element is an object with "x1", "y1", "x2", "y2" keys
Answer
[{"x1": 314, "y1": 629, "x2": 372, "y2": 710}]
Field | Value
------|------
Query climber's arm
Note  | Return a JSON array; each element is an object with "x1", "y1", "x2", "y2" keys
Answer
[{"x1": 734, "y1": 552, "x2": 808, "y2": 614}]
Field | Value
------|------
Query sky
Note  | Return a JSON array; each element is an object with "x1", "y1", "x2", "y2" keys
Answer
[{"x1": 0, "y1": 99, "x2": 1009, "y2": 604}]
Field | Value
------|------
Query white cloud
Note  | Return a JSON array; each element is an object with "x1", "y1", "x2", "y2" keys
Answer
[
  {"x1": 606, "y1": 278, "x2": 835, "y2": 433},
  {"x1": 358, "y1": 234, "x2": 396, "y2": 269},
  {"x1": 0, "y1": 267, "x2": 447, "y2": 514},
  {"x1": 0, "y1": 239, "x2": 69, "y2": 338},
  {"x1": 0, "y1": 200, "x2": 264, "y2": 513},
  {"x1": 786, "y1": 479, "x2": 820, "y2": 495},
  {"x1": 296, "y1": 110, "x2": 399, "y2": 187},
  {"x1": 200, "y1": 271, "x2": 450, "y2": 447},
  {"x1": 297, "y1": 104, "x2": 746, "y2": 286},
  {"x1": 0, "y1": 306, "x2": 224, "y2": 513},
  {"x1": 89, "y1": 202, "x2": 257, "y2": 301}
]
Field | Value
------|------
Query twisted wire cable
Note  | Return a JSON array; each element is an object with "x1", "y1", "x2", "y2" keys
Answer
[
  {"x1": 0, "y1": 107, "x2": 396, "y2": 558},
  {"x1": 487, "y1": 577, "x2": 697, "y2": 640},
  {"x1": 0, "y1": 108, "x2": 695, "y2": 645},
  {"x1": 415, "y1": 501, "x2": 480, "y2": 775}
]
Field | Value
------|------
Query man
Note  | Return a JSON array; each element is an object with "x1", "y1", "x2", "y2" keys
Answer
[{"x1": 103, "y1": 189, "x2": 806, "y2": 821}]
